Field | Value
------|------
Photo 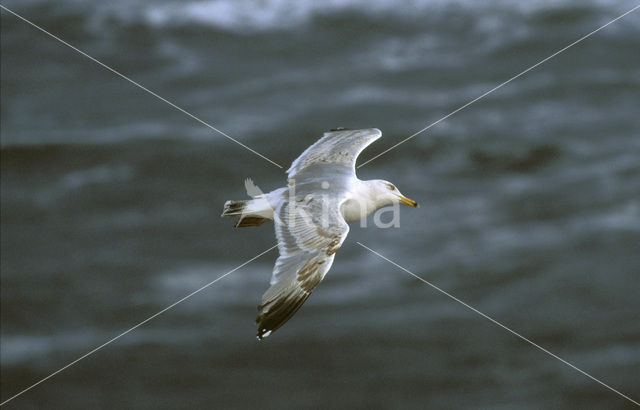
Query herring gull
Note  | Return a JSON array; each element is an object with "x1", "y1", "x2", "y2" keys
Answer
[{"x1": 222, "y1": 128, "x2": 418, "y2": 339}]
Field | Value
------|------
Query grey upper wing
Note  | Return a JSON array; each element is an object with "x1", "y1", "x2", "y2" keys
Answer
[
  {"x1": 287, "y1": 128, "x2": 382, "y2": 178},
  {"x1": 256, "y1": 198, "x2": 349, "y2": 339}
]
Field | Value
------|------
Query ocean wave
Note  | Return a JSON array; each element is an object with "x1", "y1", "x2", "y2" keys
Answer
[
  {"x1": 59, "y1": 165, "x2": 133, "y2": 190},
  {"x1": 140, "y1": 0, "x2": 633, "y2": 33},
  {"x1": 24, "y1": 165, "x2": 134, "y2": 206},
  {"x1": 0, "y1": 328, "x2": 214, "y2": 366},
  {"x1": 6, "y1": 0, "x2": 635, "y2": 34}
]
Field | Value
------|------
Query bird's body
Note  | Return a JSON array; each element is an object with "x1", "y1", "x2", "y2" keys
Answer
[{"x1": 222, "y1": 128, "x2": 418, "y2": 339}]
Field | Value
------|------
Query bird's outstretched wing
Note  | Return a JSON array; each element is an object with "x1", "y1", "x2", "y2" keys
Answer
[
  {"x1": 257, "y1": 198, "x2": 349, "y2": 339},
  {"x1": 287, "y1": 128, "x2": 382, "y2": 178}
]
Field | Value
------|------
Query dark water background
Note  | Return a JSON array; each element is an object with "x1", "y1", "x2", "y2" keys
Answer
[{"x1": 2, "y1": 0, "x2": 639, "y2": 408}]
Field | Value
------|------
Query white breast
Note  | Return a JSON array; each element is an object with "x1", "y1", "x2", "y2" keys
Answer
[{"x1": 340, "y1": 195, "x2": 378, "y2": 223}]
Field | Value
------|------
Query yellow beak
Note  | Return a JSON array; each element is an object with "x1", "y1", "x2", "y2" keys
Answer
[{"x1": 398, "y1": 195, "x2": 419, "y2": 208}]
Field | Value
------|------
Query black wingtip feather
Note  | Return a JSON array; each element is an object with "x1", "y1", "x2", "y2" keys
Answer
[{"x1": 256, "y1": 292, "x2": 310, "y2": 339}]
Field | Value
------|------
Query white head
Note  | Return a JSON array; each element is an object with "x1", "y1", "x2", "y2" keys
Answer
[{"x1": 365, "y1": 179, "x2": 419, "y2": 209}]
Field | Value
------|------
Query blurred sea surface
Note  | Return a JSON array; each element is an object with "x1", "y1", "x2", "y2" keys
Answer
[{"x1": 1, "y1": 0, "x2": 639, "y2": 408}]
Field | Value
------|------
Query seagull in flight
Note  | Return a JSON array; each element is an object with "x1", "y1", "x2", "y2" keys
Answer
[{"x1": 222, "y1": 128, "x2": 418, "y2": 339}]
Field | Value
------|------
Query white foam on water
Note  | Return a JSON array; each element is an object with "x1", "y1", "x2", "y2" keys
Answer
[{"x1": 6, "y1": 0, "x2": 638, "y2": 38}]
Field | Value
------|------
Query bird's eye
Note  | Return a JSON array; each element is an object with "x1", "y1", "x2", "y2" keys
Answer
[{"x1": 387, "y1": 184, "x2": 396, "y2": 191}]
